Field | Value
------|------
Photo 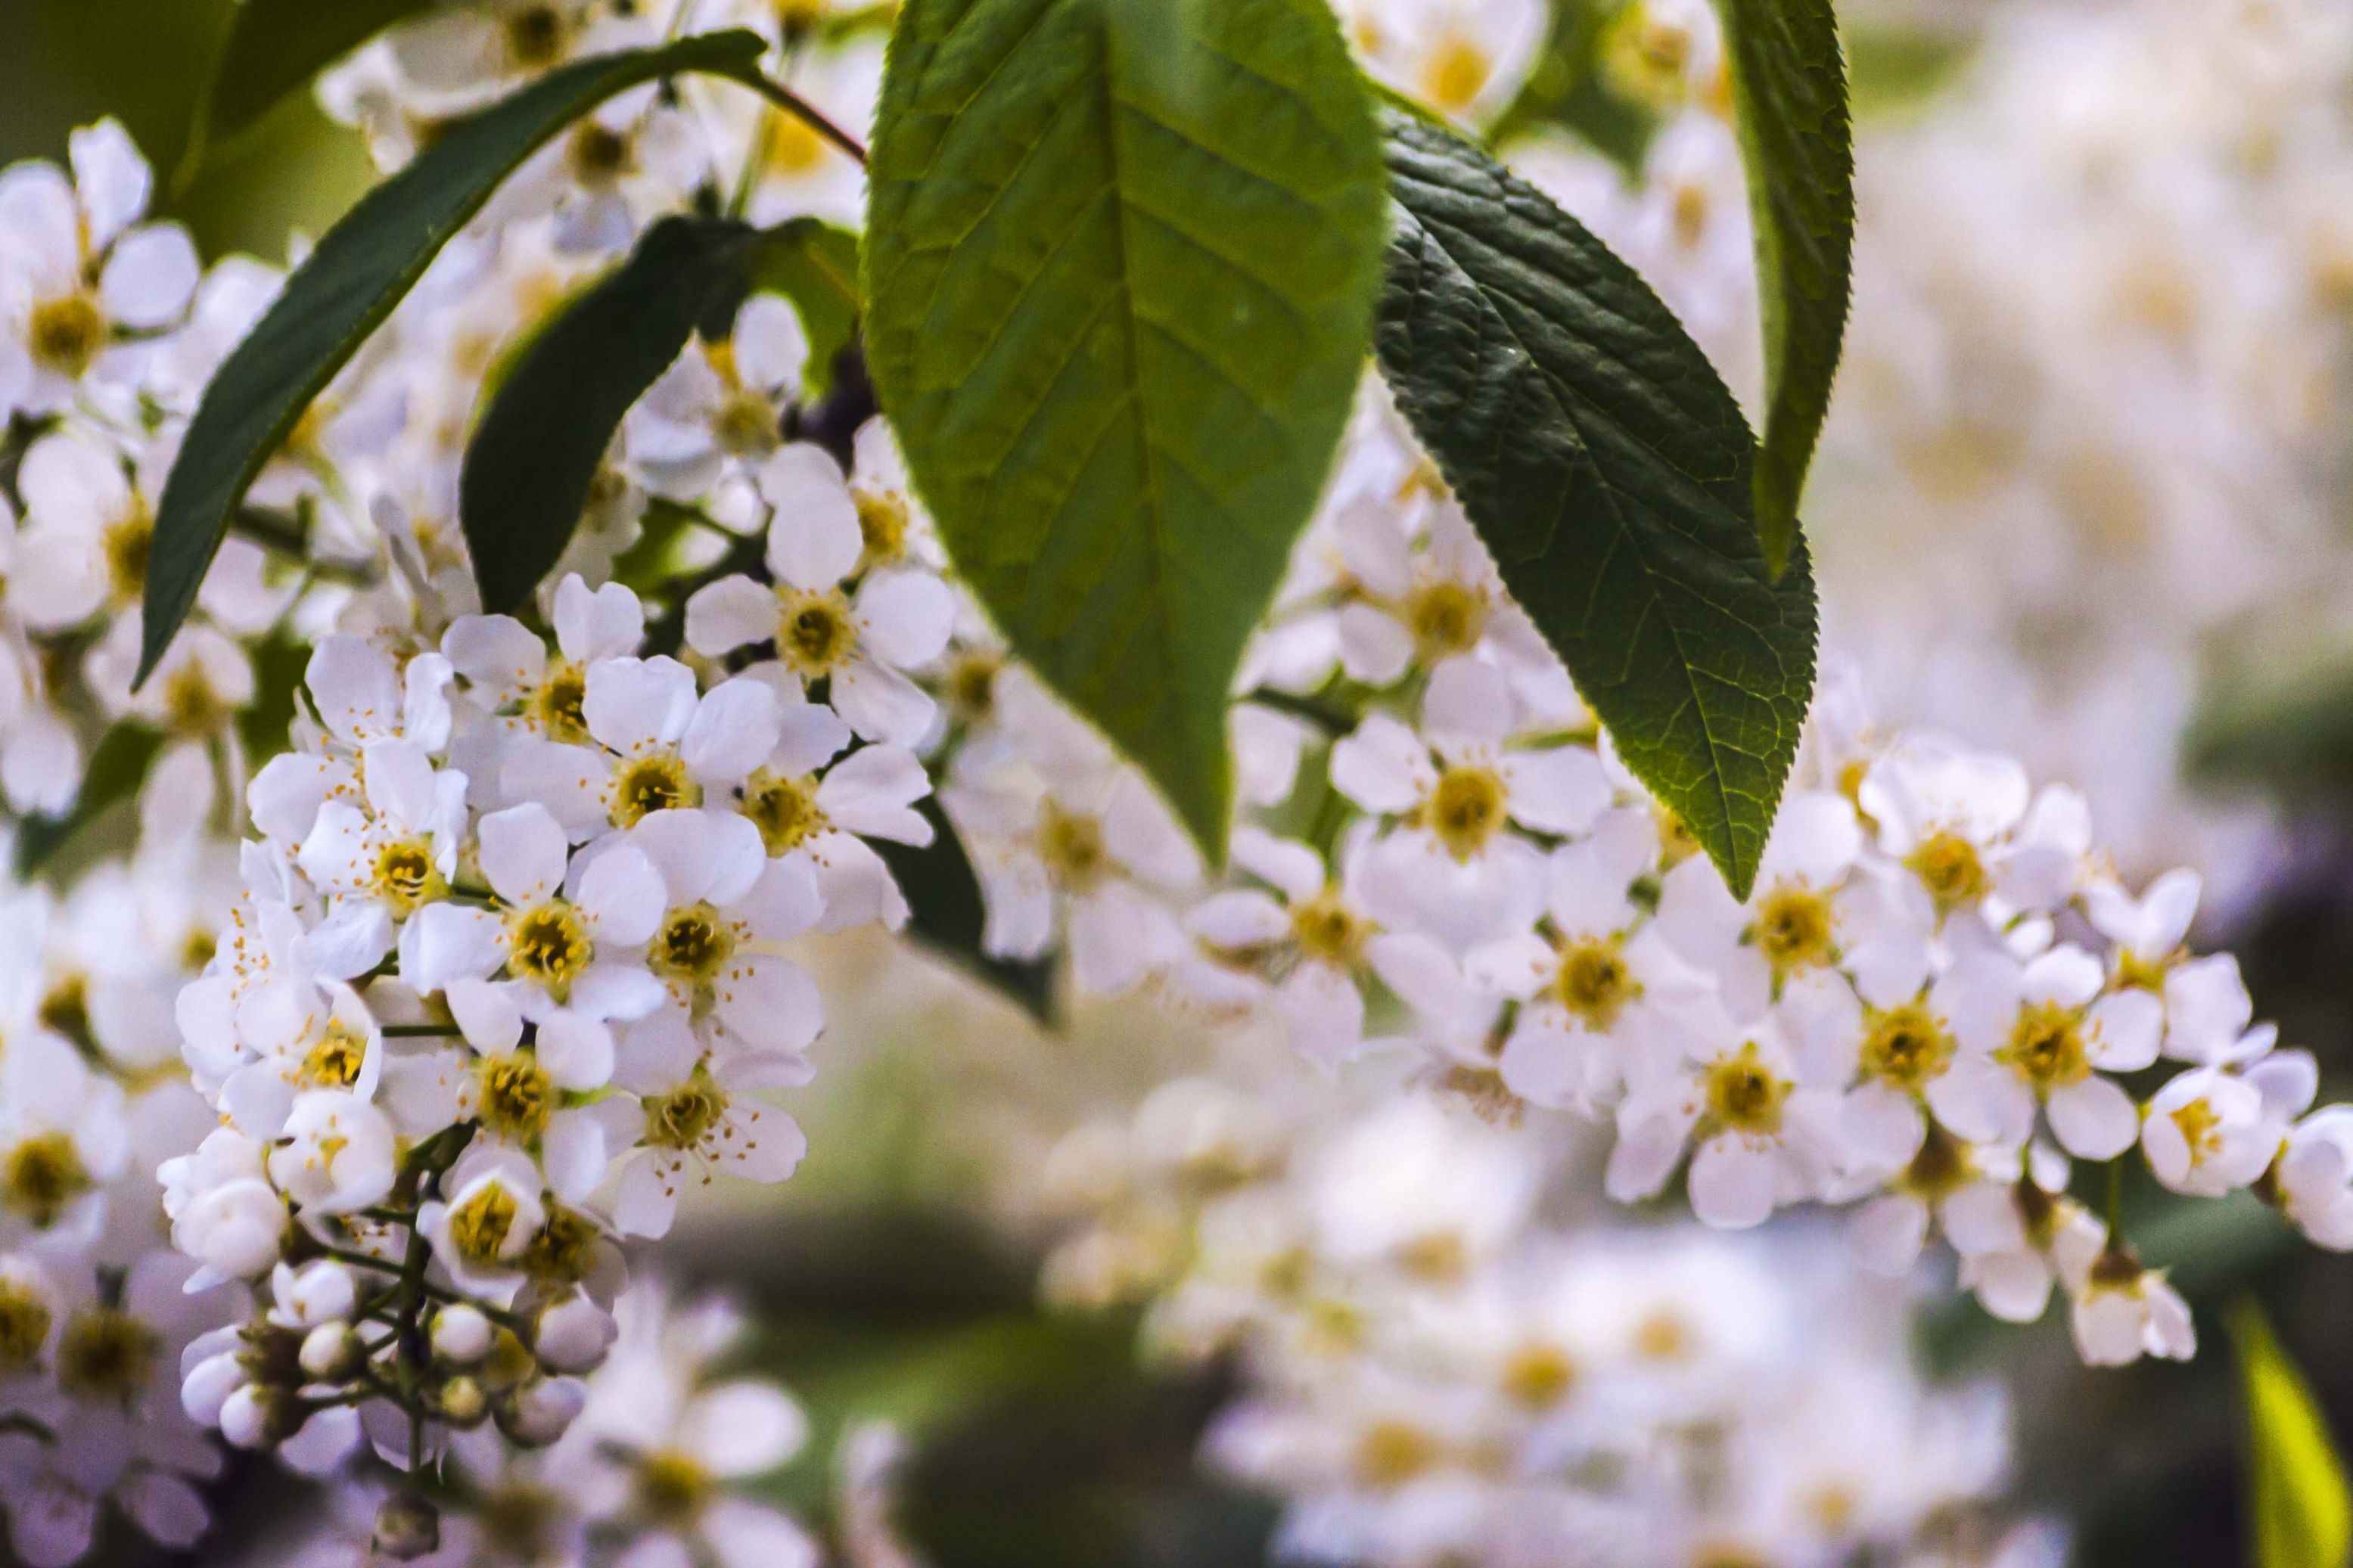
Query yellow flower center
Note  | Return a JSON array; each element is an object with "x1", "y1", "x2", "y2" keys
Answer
[
  {"x1": 476, "y1": 1483, "x2": 564, "y2": 1562},
  {"x1": 1633, "y1": 1312, "x2": 1692, "y2": 1362},
  {"x1": 650, "y1": 904, "x2": 737, "y2": 988},
  {"x1": 38, "y1": 976, "x2": 90, "y2": 1047},
  {"x1": 503, "y1": 5, "x2": 566, "y2": 68},
  {"x1": 300, "y1": 1020, "x2": 370, "y2": 1090},
  {"x1": 160, "y1": 661, "x2": 229, "y2": 738},
  {"x1": 635, "y1": 1450, "x2": 714, "y2": 1526},
  {"x1": 775, "y1": 587, "x2": 857, "y2": 675},
  {"x1": 765, "y1": 108, "x2": 827, "y2": 173},
  {"x1": 1859, "y1": 1002, "x2": 1955, "y2": 1093},
  {"x1": 507, "y1": 904, "x2": 591, "y2": 998},
  {"x1": 374, "y1": 837, "x2": 443, "y2": 914},
  {"x1": 741, "y1": 769, "x2": 824, "y2": 855},
  {"x1": 29, "y1": 294, "x2": 105, "y2": 376},
  {"x1": 1907, "y1": 831, "x2": 1989, "y2": 917},
  {"x1": 55, "y1": 1307, "x2": 157, "y2": 1405},
  {"x1": 713, "y1": 390, "x2": 781, "y2": 458},
  {"x1": 642, "y1": 1070, "x2": 728, "y2": 1152},
  {"x1": 945, "y1": 650, "x2": 1002, "y2": 723},
  {"x1": 448, "y1": 1182, "x2": 522, "y2": 1268},
  {"x1": 1403, "y1": 578, "x2": 1486, "y2": 660},
  {"x1": 102, "y1": 508, "x2": 152, "y2": 607},
  {"x1": 856, "y1": 491, "x2": 911, "y2": 567},
  {"x1": 476, "y1": 1053, "x2": 552, "y2": 1143},
  {"x1": 2169, "y1": 1096, "x2": 2223, "y2": 1169},
  {"x1": 611, "y1": 752, "x2": 700, "y2": 827},
  {"x1": 0, "y1": 1283, "x2": 51, "y2": 1374},
  {"x1": 1037, "y1": 800, "x2": 1108, "y2": 891},
  {"x1": 1288, "y1": 889, "x2": 1367, "y2": 966},
  {"x1": 1897, "y1": 1122, "x2": 1973, "y2": 1203},
  {"x1": 1702, "y1": 1042, "x2": 1789, "y2": 1136},
  {"x1": 1554, "y1": 936, "x2": 1637, "y2": 1030},
  {"x1": 1417, "y1": 764, "x2": 1507, "y2": 860},
  {"x1": 1353, "y1": 1420, "x2": 1441, "y2": 1492},
  {"x1": 567, "y1": 123, "x2": 632, "y2": 185},
  {"x1": 1500, "y1": 1343, "x2": 1577, "y2": 1409},
  {"x1": 533, "y1": 663, "x2": 590, "y2": 744},
  {"x1": 1998, "y1": 1001, "x2": 2090, "y2": 1093},
  {"x1": 1753, "y1": 883, "x2": 1835, "y2": 974},
  {"x1": 2, "y1": 1132, "x2": 89, "y2": 1227},
  {"x1": 524, "y1": 1204, "x2": 600, "y2": 1287}
]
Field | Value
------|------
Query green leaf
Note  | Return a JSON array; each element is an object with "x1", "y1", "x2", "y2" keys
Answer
[
  {"x1": 864, "y1": 0, "x2": 1389, "y2": 864},
  {"x1": 463, "y1": 216, "x2": 750, "y2": 613},
  {"x1": 2230, "y1": 1300, "x2": 2353, "y2": 1568},
  {"x1": 182, "y1": 0, "x2": 434, "y2": 184},
  {"x1": 740, "y1": 218, "x2": 862, "y2": 402},
  {"x1": 141, "y1": 28, "x2": 773, "y2": 688},
  {"x1": 873, "y1": 798, "x2": 1058, "y2": 1025},
  {"x1": 1374, "y1": 111, "x2": 1815, "y2": 899},
  {"x1": 1710, "y1": 0, "x2": 1854, "y2": 576}
]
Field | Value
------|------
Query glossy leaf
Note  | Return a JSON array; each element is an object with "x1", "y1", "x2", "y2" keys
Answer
[
  {"x1": 463, "y1": 215, "x2": 748, "y2": 613},
  {"x1": 183, "y1": 0, "x2": 432, "y2": 179},
  {"x1": 1711, "y1": 0, "x2": 1854, "y2": 576},
  {"x1": 141, "y1": 28, "x2": 772, "y2": 687},
  {"x1": 873, "y1": 798, "x2": 1058, "y2": 1025},
  {"x1": 865, "y1": 0, "x2": 1389, "y2": 863},
  {"x1": 2231, "y1": 1301, "x2": 2353, "y2": 1568},
  {"x1": 1375, "y1": 111, "x2": 1816, "y2": 899}
]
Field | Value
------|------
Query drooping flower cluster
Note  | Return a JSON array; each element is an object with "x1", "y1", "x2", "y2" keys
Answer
[
  {"x1": 1043, "y1": 1076, "x2": 2062, "y2": 1567},
  {"x1": 0, "y1": 123, "x2": 303, "y2": 819},
  {"x1": 0, "y1": 762, "x2": 241, "y2": 1566},
  {"x1": 269, "y1": 1278, "x2": 817, "y2": 1568},
  {"x1": 161, "y1": 566, "x2": 934, "y2": 1529},
  {"x1": 947, "y1": 386, "x2": 2353, "y2": 1368},
  {"x1": 1511, "y1": 0, "x2": 2353, "y2": 890}
]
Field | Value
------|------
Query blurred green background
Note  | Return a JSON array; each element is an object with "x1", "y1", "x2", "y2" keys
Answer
[{"x1": 0, "y1": 0, "x2": 371, "y2": 264}]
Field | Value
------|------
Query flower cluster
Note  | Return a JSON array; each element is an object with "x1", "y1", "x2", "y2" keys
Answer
[
  {"x1": 0, "y1": 123, "x2": 301, "y2": 818},
  {"x1": 950, "y1": 387, "x2": 2353, "y2": 1368},
  {"x1": 162, "y1": 566, "x2": 932, "y2": 1538},
  {"x1": 273, "y1": 1279, "x2": 816, "y2": 1568},
  {"x1": 1043, "y1": 1077, "x2": 2059, "y2": 1567},
  {"x1": 0, "y1": 764, "x2": 241, "y2": 1566},
  {"x1": 1511, "y1": 0, "x2": 2353, "y2": 887}
]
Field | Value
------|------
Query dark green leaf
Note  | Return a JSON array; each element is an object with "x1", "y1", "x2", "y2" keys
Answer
[
  {"x1": 182, "y1": 0, "x2": 434, "y2": 183},
  {"x1": 739, "y1": 218, "x2": 861, "y2": 402},
  {"x1": 463, "y1": 216, "x2": 748, "y2": 613},
  {"x1": 141, "y1": 28, "x2": 772, "y2": 688},
  {"x1": 16, "y1": 725, "x2": 163, "y2": 878},
  {"x1": 2230, "y1": 1300, "x2": 2353, "y2": 1568},
  {"x1": 1711, "y1": 0, "x2": 1854, "y2": 576},
  {"x1": 873, "y1": 798, "x2": 1058, "y2": 1025},
  {"x1": 1375, "y1": 111, "x2": 1815, "y2": 899},
  {"x1": 864, "y1": 0, "x2": 1389, "y2": 864}
]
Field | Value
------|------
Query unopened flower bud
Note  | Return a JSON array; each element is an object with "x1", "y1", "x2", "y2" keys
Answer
[
  {"x1": 299, "y1": 1323, "x2": 359, "y2": 1381},
  {"x1": 218, "y1": 1384, "x2": 272, "y2": 1448},
  {"x1": 499, "y1": 1375, "x2": 587, "y2": 1447},
  {"x1": 374, "y1": 1489, "x2": 441, "y2": 1560},
  {"x1": 439, "y1": 1374, "x2": 488, "y2": 1426},
  {"x1": 533, "y1": 1291, "x2": 616, "y2": 1373},
  {"x1": 275, "y1": 1259, "x2": 358, "y2": 1326},
  {"x1": 180, "y1": 1352, "x2": 244, "y2": 1428},
  {"x1": 431, "y1": 1303, "x2": 492, "y2": 1365}
]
